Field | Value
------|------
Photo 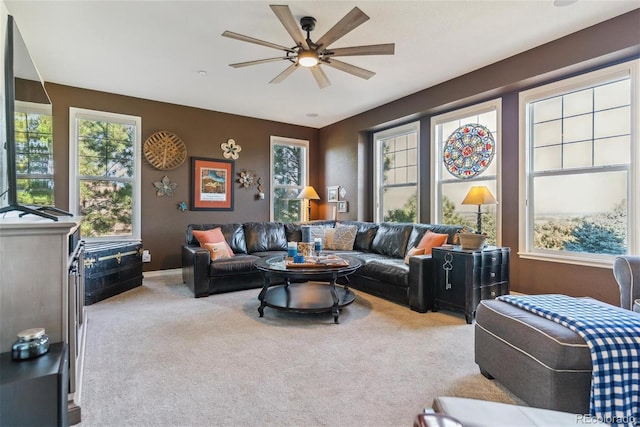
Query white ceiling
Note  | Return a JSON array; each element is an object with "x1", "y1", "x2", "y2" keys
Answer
[{"x1": 5, "y1": 1, "x2": 639, "y2": 128}]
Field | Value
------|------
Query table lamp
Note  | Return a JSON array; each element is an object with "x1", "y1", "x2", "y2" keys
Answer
[
  {"x1": 461, "y1": 186, "x2": 497, "y2": 234},
  {"x1": 297, "y1": 186, "x2": 320, "y2": 221}
]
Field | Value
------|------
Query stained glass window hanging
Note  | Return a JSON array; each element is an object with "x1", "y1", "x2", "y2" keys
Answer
[{"x1": 443, "y1": 123, "x2": 495, "y2": 179}]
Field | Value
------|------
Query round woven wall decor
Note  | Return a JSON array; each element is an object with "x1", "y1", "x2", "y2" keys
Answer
[{"x1": 143, "y1": 131, "x2": 187, "y2": 170}]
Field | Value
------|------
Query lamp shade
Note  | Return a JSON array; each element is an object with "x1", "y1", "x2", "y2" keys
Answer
[
  {"x1": 297, "y1": 186, "x2": 320, "y2": 200},
  {"x1": 461, "y1": 186, "x2": 497, "y2": 205},
  {"x1": 297, "y1": 50, "x2": 319, "y2": 67}
]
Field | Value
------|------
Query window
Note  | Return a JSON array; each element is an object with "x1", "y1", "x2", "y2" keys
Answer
[
  {"x1": 431, "y1": 99, "x2": 502, "y2": 244},
  {"x1": 373, "y1": 122, "x2": 419, "y2": 222},
  {"x1": 519, "y1": 60, "x2": 639, "y2": 265},
  {"x1": 270, "y1": 136, "x2": 309, "y2": 222},
  {"x1": 69, "y1": 108, "x2": 141, "y2": 240},
  {"x1": 14, "y1": 101, "x2": 54, "y2": 206}
]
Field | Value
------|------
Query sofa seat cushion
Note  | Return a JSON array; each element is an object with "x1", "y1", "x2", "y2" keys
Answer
[
  {"x1": 355, "y1": 254, "x2": 409, "y2": 287},
  {"x1": 209, "y1": 254, "x2": 260, "y2": 275}
]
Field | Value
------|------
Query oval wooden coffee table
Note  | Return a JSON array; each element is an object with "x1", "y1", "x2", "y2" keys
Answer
[{"x1": 255, "y1": 255, "x2": 360, "y2": 324}]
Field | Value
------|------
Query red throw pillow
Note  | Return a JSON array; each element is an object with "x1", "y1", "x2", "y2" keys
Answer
[
  {"x1": 192, "y1": 228, "x2": 234, "y2": 258},
  {"x1": 416, "y1": 231, "x2": 449, "y2": 255}
]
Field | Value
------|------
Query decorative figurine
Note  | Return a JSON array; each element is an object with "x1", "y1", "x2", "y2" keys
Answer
[
  {"x1": 221, "y1": 138, "x2": 242, "y2": 160},
  {"x1": 153, "y1": 176, "x2": 177, "y2": 197}
]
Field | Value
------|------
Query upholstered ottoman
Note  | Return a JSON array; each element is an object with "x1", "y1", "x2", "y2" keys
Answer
[{"x1": 474, "y1": 299, "x2": 592, "y2": 414}]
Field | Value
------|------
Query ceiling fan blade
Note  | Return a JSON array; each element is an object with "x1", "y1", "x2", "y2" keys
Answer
[
  {"x1": 270, "y1": 5, "x2": 309, "y2": 49},
  {"x1": 230, "y1": 57, "x2": 290, "y2": 68},
  {"x1": 327, "y1": 43, "x2": 395, "y2": 57},
  {"x1": 315, "y1": 7, "x2": 369, "y2": 49},
  {"x1": 310, "y1": 66, "x2": 331, "y2": 89},
  {"x1": 222, "y1": 30, "x2": 294, "y2": 53},
  {"x1": 270, "y1": 63, "x2": 299, "y2": 84},
  {"x1": 324, "y1": 59, "x2": 375, "y2": 80}
]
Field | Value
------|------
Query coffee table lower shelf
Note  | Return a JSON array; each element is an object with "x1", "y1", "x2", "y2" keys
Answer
[{"x1": 259, "y1": 282, "x2": 355, "y2": 323}]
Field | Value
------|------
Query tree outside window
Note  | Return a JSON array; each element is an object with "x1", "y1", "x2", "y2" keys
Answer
[
  {"x1": 70, "y1": 108, "x2": 141, "y2": 240},
  {"x1": 374, "y1": 122, "x2": 419, "y2": 223},
  {"x1": 14, "y1": 104, "x2": 54, "y2": 206},
  {"x1": 270, "y1": 137, "x2": 308, "y2": 222}
]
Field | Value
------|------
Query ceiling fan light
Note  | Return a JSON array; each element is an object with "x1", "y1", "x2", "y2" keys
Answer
[{"x1": 298, "y1": 50, "x2": 319, "y2": 67}]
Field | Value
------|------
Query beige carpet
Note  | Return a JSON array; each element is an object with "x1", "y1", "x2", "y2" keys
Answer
[{"x1": 78, "y1": 273, "x2": 519, "y2": 426}]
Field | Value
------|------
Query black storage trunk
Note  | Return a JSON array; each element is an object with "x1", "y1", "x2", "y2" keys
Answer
[{"x1": 84, "y1": 241, "x2": 143, "y2": 305}]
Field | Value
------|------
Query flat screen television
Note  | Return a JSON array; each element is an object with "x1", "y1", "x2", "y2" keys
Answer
[{"x1": 1, "y1": 14, "x2": 70, "y2": 220}]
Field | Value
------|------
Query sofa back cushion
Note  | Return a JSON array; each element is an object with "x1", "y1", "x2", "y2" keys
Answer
[
  {"x1": 337, "y1": 221, "x2": 378, "y2": 251},
  {"x1": 244, "y1": 222, "x2": 287, "y2": 253},
  {"x1": 187, "y1": 223, "x2": 247, "y2": 254},
  {"x1": 371, "y1": 223, "x2": 413, "y2": 258}
]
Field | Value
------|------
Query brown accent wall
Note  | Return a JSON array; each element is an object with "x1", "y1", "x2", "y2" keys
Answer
[
  {"x1": 45, "y1": 84, "x2": 319, "y2": 271},
  {"x1": 319, "y1": 10, "x2": 640, "y2": 305}
]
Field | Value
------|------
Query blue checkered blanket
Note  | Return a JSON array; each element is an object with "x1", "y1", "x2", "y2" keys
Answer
[{"x1": 497, "y1": 294, "x2": 640, "y2": 427}]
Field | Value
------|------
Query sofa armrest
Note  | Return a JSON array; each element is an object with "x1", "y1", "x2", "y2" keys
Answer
[
  {"x1": 613, "y1": 255, "x2": 640, "y2": 310},
  {"x1": 182, "y1": 244, "x2": 210, "y2": 298},
  {"x1": 408, "y1": 254, "x2": 434, "y2": 313}
]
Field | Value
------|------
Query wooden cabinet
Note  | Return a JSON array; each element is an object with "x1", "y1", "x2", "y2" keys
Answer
[
  {"x1": 1, "y1": 343, "x2": 69, "y2": 426},
  {"x1": 0, "y1": 215, "x2": 84, "y2": 424},
  {"x1": 432, "y1": 246, "x2": 510, "y2": 324}
]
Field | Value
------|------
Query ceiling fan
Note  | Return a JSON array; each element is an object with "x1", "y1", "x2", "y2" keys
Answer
[{"x1": 222, "y1": 4, "x2": 395, "y2": 89}]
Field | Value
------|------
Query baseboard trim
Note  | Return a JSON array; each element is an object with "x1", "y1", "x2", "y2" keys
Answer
[{"x1": 144, "y1": 268, "x2": 181, "y2": 278}]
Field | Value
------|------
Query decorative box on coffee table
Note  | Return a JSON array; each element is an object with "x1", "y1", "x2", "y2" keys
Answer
[
  {"x1": 84, "y1": 241, "x2": 143, "y2": 305},
  {"x1": 432, "y1": 246, "x2": 510, "y2": 323}
]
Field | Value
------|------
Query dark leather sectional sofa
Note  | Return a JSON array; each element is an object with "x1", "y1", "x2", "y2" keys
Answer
[{"x1": 182, "y1": 220, "x2": 466, "y2": 312}]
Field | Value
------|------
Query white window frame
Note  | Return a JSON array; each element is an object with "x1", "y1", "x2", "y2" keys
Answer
[
  {"x1": 518, "y1": 60, "x2": 639, "y2": 267},
  {"x1": 69, "y1": 107, "x2": 142, "y2": 240},
  {"x1": 373, "y1": 121, "x2": 420, "y2": 223},
  {"x1": 430, "y1": 99, "x2": 502, "y2": 243},
  {"x1": 269, "y1": 136, "x2": 309, "y2": 222}
]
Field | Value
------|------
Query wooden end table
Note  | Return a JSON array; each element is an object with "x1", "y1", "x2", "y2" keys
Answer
[{"x1": 432, "y1": 246, "x2": 510, "y2": 323}]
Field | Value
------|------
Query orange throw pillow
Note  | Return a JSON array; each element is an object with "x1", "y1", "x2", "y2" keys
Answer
[
  {"x1": 416, "y1": 231, "x2": 448, "y2": 255},
  {"x1": 192, "y1": 228, "x2": 234, "y2": 258}
]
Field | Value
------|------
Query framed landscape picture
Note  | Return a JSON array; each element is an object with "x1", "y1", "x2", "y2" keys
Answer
[
  {"x1": 190, "y1": 157, "x2": 234, "y2": 210},
  {"x1": 327, "y1": 186, "x2": 340, "y2": 202}
]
